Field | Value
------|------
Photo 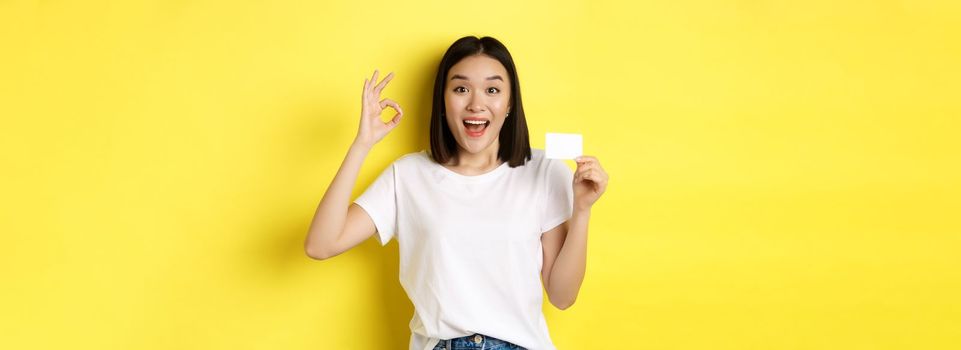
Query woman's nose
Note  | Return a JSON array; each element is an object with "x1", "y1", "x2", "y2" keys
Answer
[{"x1": 467, "y1": 96, "x2": 485, "y2": 113}]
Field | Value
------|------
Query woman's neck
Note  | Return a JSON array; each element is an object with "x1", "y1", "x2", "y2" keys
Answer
[{"x1": 446, "y1": 143, "x2": 503, "y2": 175}]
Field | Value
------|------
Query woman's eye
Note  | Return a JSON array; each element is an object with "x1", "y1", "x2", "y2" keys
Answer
[
  {"x1": 453, "y1": 86, "x2": 468, "y2": 93},
  {"x1": 487, "y1": 87, "x2": 500, "y2": 94}
]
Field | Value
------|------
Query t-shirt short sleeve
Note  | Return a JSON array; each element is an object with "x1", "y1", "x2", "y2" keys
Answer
[
  {"x1": 541, "y1": 158, "x2": 574, "y2": 234},
  {"x1": 353, "y1": 163, "x2": 398, "y2": 246}
]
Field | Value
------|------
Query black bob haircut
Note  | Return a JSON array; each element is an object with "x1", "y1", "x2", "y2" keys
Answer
[{"x1": 428, "y1": 36, "x2": 532, "y2": 168}]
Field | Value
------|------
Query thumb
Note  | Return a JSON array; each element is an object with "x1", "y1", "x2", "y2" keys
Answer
[{"x1": 385, "y1": 113, "x2": 402, "y2": 131}]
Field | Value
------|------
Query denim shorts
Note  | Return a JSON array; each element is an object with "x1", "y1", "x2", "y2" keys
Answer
[{"x1": 431, "y1": 333, "x2": 527, "y2": 350}]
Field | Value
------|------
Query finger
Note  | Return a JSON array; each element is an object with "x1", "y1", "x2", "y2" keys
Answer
[
  {"x1": 373, "y1": 72, "x2": 394, "y2": 96},
  {"x1": 575, "y1": 161, "x2": 594, "y2": 172},
  {"x1": 575, "y1": 170, "x2": 591, "y2": 182},
  {"x1": 576, "y1": 156, "x2": 604, "y2": 172},
  {"x1": 575, "y1": 155, "x2": 598, "y2": 164},
  {"x1": 594, "y1": 170, "x2": 608, "y2": 184},
  {"x1": 363, "y1": 78, "x2": 371, "y2": 100},
  {"x1": 369, "y1": 70, "x2": 379, "y2": 96},
  {"x1": 578, "y1": 173, "x2": 595, "y2": 185},
  {"x1": 386, "y1": 111, "x2": 403, "y2": 130},
  {"x1": 380, "y1": 99, "x2": 403, "y2": 117},
  {"x1": 588, "y1": 169, "x2": 602, "y2": 181}
]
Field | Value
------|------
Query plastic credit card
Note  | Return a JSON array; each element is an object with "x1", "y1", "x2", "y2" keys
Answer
[{"x1": 545, "y1": 133, "x2": 583, "y2": 159}]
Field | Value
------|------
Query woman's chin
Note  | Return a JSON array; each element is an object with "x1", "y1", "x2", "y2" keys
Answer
[{"x1": 458, "y1": 136, "x2": 496, "y2": 154}]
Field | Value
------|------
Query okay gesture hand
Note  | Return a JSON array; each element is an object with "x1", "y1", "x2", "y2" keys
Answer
[{"x1": 355, "y1": 69, "x2": 403, "y2": 148}]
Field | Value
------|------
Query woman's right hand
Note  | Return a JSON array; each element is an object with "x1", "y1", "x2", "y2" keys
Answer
[{"x1": 354, "y1": 69, "x2": 403, "y2": 148}]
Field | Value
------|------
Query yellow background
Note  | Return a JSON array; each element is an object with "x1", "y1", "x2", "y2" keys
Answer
[{"x1": 2, "y1": 0, "x2": 959, "y2": 349}]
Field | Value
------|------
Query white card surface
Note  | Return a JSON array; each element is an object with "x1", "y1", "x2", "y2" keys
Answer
[{"x1": 545, "y1": 133, "x2": 583, "y2": 159}]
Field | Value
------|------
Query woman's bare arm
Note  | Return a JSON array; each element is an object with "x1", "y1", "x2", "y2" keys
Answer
[
  {"x1": 304, "y1": 142, "x2": 375, "y2": 259},
  {"x1": 304, "y1": 70, "x2": 403, "y2": 260}
]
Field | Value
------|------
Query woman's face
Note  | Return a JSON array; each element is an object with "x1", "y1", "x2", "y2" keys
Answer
[{"x1": 444, "y1": 54, "x2": 512, "y2": 158}]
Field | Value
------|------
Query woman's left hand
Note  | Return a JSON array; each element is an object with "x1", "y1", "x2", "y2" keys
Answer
[{"x1": 573, "y1": 155, "x2": 609, "y2": 212}]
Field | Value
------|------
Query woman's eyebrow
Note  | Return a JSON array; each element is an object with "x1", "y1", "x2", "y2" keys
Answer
[{"x1": 450, "y1": 74, "x2": 504, "y2": 81}]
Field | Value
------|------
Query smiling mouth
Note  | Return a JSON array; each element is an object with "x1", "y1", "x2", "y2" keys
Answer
[{"x1": 463, "y1": 120, "x2": 490, "y2": 134}]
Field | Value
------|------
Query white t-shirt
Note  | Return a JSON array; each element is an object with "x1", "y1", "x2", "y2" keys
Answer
[{"x1": 354, "y1": 148, "x2": 573, "y2": 350}]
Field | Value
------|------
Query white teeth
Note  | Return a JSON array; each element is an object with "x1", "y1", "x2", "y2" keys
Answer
[{"x1": 464, "y1": 120, "x2": 487, "y2": 125}]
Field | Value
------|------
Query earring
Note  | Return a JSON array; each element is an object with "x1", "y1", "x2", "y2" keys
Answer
[{"x1": 506, "y1": 112, "x2": 510, "y2": 117}]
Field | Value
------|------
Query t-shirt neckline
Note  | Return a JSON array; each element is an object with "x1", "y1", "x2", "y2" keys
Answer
[{"x1": 424, "y1": 151, "x2": 511, "y2": 182}]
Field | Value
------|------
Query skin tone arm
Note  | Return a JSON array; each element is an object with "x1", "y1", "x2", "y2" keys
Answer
[
  {"x1": 541, "y1": 156, "x2": 609, "y2": 309},
  {"x1": 304, "y1": 70, "x2": 403, "y2": 260}
]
